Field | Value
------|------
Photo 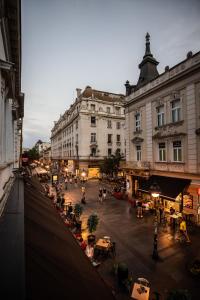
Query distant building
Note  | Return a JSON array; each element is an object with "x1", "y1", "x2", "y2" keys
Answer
[
  {"x1": 51, "y1": 86, "x2": 125, "y2": 178},
  {"x1": 0, "y1": 0, "x2": 24, "y2": 214},
  {"x1": 34, "y1": 140, "x2": 51, "y2": 156},
  {"x1": 40, "y1": 146, "x2": 51, "y2": 166},
  {"x1": 123, "y1": 33, "x2": 200, "y2": 223}
]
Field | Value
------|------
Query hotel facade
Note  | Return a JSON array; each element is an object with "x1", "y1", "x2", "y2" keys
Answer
[{"x1": 51, "y1": 86, "x2": 125, "y2": 178}]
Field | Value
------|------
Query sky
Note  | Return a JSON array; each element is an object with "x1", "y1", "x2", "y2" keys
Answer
[{"x1": 21, "y1": 0, "x2": 200, "y2": 148}]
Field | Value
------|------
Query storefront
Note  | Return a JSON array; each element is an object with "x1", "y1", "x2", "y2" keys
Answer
[{"x1": 135, "y1": 175, "x2": 191, "y2": 213}]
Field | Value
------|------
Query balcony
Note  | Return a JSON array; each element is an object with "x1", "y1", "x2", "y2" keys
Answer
[
  {"x1": 120, "y1": 161, "x2": 150, "y2": 170},
  {"x1": 116, "y1": 141, "x2": 121, "y2": 146},
  {"x1": 90, "y1": 141, "x2": 97, "y2": 147},
  {"x1": 107, "y1": 141, "x2": 112, "y2": 146}
]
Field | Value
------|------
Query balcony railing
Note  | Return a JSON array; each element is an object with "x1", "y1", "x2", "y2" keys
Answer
[{"x1": 120, "y1": 161, "x2": 150, "y2": 170}]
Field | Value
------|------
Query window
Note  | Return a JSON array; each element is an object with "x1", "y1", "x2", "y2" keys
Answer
[
  {"x1": 173, "y1": 141, "x2": 182, "y2": 162},
  {"x1": 116, "y1": 122, "x2": 120, "y2": 129},
  {"x1": 115, "y1": 107, "x2": 120, "y2": 115},
  {"x1": 106, "y1": 107, "x2": 111, "y2": 113},
  {"x1": 91, "y1": 104, "x2": 95, "y2": 111},
  {"x1": 136, "y1": 145, "x2": 141, "y2": 161},
  {"x1": 76, "y1": 120, "x2": 78, "y2": 129},
  {"x1": 116, "y1": 134, "x2": 120, "y2": 142},
  {"x1": 91, "y1": 116, "x2": 96, "y2": 126},
  {"x1": 91, "y1": 148, "x2": 96, "y2": 156},
  {"x1": 171, "y1": 99, "x2": 181, "y2": 123},
  {"x1": 76, "y1": 134, "x2": 78, "y2": 143},
  {"x1": 107, "y1": 120, "x2": 112, "y2": 128},
  {"x1": 107, "y1": 134, "x2": 112, "y2": 143},
  {"x1": 91, "y1": 133, "x2": 96, "y2": 142},
  {"x1": 135, "y1": 113, "x2": 141, "y2": 132},
  {"x1": 108, "y1": 148, "x2": 112, "y2": 156},
  {"x1": 157, "y1": 106, "x2": 164, "y2": 127},
  {"x1": 158, "y1": 143, "x2": 166, "y2": 161},
  {"x1": 116, "y1": 148, "x2": 120, "y2": 155}
]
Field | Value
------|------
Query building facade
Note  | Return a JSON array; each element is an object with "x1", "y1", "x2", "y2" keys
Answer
[
  {"x1": 51, "y1": 86, "x2": 125, "y2": 178},
  {"x1": 123, "y1": 33, "x2": 200, "y2": 222},
  {"x1": 0, "y1": 0, "x2": 24, "y2": 214}
]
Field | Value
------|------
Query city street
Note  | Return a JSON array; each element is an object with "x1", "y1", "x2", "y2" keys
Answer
[{"x1": 57, "y1": 179, "x2": 200, "y2": 300}]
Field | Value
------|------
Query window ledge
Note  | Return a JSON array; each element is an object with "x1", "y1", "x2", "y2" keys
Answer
[
  {"x1": 155, "y1": 161, "x2": 185, "y2": 165},
  {"x1": 155, "y1": 120, "x2": 184, "y2": 130},
  {"x1": 133, "y1": 129, "x2": 142, "y2": 135}
]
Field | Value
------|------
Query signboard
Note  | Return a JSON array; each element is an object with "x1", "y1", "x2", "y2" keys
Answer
[
  {"x1": 197, "y1": 188, "x2": 200, "y2": 196},
  {"x1": 52, "y1": 175, "x2": 58, "y2": 182}
]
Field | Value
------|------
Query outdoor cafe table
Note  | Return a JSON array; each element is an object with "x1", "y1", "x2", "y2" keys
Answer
[
  {"x1": 95, "y1": 238, "x2": 111, "y2": 250},
  {"x1": 131, "y1": 282, "x2": 150, "y2": 300}
]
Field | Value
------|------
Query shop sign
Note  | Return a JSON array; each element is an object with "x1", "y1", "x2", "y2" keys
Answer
[{"x1": 197, "y1": 188, "x2": 200, "y2": 196}]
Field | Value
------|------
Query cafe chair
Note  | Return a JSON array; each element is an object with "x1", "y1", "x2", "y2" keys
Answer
[
  {"x1": 103, "y1": 236, "x2": 111, "y2": 242},
  {"x1": 110, "y1": 242, "x2": 116, "y2": 257}
]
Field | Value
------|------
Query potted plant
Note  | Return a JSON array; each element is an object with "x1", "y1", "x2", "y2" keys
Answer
[
  {"x1": 117, "y1": 262, "x2": 129, "y2": 285},
  {"x1": 87, "y1": 213, "x2": 99, "y2": 244},
  {"x1": 74, "y1": 203, "x2": 83, "y2": 220}
]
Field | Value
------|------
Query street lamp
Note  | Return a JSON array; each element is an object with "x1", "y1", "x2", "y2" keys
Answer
[
  {"x1": 149, "y1": 182, "x2": 161, "y2": 261},
  {"x1": 81, "y1": 170, "x2": 86, "y2": 183}
]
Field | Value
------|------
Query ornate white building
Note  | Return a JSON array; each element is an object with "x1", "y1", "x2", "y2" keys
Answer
[
  {"x1": 0, "y1": 0, "x2": 24, "y2": 215},
  {"x1": 123, "y1": 33, "x2": 200, "y2": 222},
  {"x1": 51, "y1": 86, "x2": 125, "y2": 178}
]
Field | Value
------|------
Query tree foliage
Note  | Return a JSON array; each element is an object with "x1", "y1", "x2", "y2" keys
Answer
[
  {"x1": 100, "y1": 151, "x2": 124, "y2": 176},
  {"x1": 27, "y1": 147, "x2": 39, "y2": 161}
]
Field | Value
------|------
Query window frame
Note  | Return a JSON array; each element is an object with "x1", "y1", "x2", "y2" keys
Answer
[
  {"x1": 173, "y1": 140, "x2": 182, "y2": 162},
  {"x1": 136, "y1": 145, "x2": 141, "y2": 161},
  {"x1": 171, "y1": 99, "x2": 181, "y2": 123},
  {"x1": 91, "y1": 133, "x2": 96, "y2": 143},
  {"x1": 158, "y1": 142, "x2": 166, "y2": 162},
  {"x1": 135, "y1": 113, "x2": 141, "y2": 132},
  {"x1": 157, "y1": 105, "x2": 165, "y2": 127}
]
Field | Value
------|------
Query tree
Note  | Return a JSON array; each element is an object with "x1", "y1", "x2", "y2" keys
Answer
[
  {"x1": 27, "y1": 147, "x2": 39, "y2": 161},
  {"x1": 100, "y1": 150, "x2": 124, "y2": 177}
]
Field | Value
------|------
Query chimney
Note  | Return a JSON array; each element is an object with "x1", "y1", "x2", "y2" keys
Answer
[{"x1": 76, "y1": 88, "x2": 82, "y2": 98}]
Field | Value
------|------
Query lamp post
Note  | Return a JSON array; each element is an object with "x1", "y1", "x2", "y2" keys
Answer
[{"x1": 149, "y1": 182, "x2": 161, "y2": 261}]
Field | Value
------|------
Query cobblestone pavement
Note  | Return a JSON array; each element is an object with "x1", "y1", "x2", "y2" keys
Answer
[{"x1": 52, "y1": 179, "x2": 200, "y2": 300}]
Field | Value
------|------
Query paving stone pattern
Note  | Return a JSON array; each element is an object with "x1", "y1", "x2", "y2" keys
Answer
[{"x1": 58, "y1": 179, "x2": 200, "y2": 300}]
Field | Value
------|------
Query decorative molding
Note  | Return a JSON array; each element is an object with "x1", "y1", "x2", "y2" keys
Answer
[
  {"x1": 131, "y1": 137, "x2": 144, "y2": 144},
  {"x1": 153, "y1": 131, "x2": 186, "y2": 140}
]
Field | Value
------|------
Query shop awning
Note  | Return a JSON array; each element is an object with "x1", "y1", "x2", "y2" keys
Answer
[
  {"x1": 25, "y1": 177, "x2": 114, "y2": 300},
  {"x1": 139, "y1": 175, "x2": 191, "y2": 200}
]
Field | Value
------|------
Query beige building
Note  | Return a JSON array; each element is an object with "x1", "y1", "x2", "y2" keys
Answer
[
  {"x1": 123, "y1": 33, "x2": 200, "y2": 223},
  {"x1": 0, "y1": 0, "x2": 24, "y2": 215},
  {"x1": 51, "y1": 86, "x2": 125, "y2": 178}
]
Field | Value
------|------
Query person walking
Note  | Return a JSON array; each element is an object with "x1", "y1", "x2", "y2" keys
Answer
[
  {"x1": 179, "y1": 217, "x2": 191, "y2": 243},
  {"x1": 64, "y1": 177, "x2": 68, "y2": 190},
  {"x1": 137, "y1": 199, "x2": 143, "y2": 218},
  {"x1": 99, "y1": 188, "x2": 103, "y2": 203},
  {"x1": 103, "y1": 188, "x2": 107, "y2": 201}
]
